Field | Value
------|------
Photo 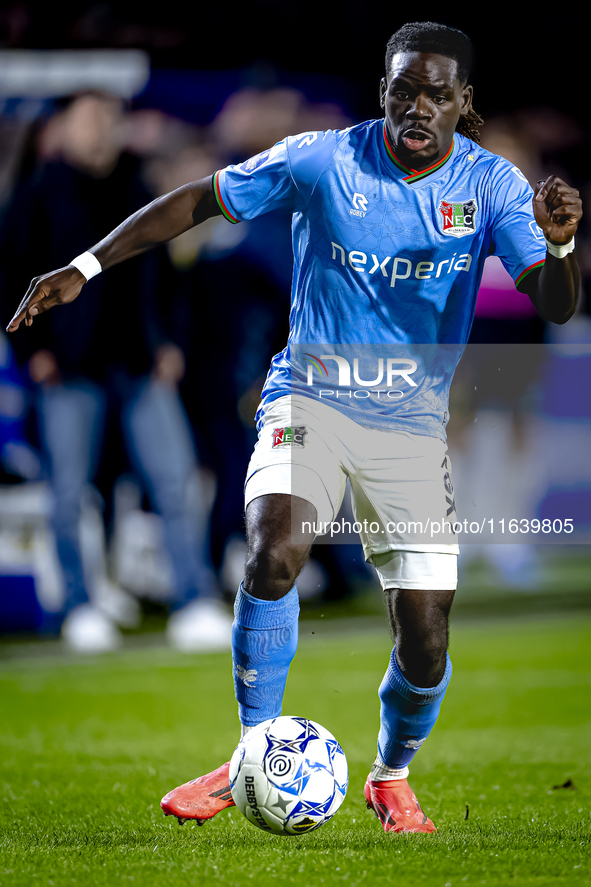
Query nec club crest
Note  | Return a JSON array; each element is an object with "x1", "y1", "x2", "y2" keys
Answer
[
  {"x1": 439, "y1": 198, "x2": 478, "y2": 237},
  {"x1": 272, "y1": 426, "x2": 307, "y2": 448}
]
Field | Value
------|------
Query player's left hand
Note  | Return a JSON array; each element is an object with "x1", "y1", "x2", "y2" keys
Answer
[{"x1": 534, "y1": 176, "x2": 582, "y2": 245}]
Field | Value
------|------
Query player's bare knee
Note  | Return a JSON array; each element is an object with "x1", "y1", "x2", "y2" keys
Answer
[{"x1": 243, "y1": 541, "x2": 307, "y2": 601}]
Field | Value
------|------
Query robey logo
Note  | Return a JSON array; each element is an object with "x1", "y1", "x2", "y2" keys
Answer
[{"x1": 350, "y1": 192, "x2": 369, "y2": 217}]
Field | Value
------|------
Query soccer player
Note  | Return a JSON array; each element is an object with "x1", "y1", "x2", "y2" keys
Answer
[{"x1": 7, "y1": 23, "x2": 582, "y2": 833}]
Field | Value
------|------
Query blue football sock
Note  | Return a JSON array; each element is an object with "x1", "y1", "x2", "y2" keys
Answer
[
  {"x1": 377, "y1": 647, "x2": 452, "y2": 769},
  {"x1": 232, "y1": 582, "x2": 299, "y2": 727}
]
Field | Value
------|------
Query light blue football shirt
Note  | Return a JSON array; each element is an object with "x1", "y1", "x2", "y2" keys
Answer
[{"x1": 214, "y1": 120, "x2": 546, "y2": 439}]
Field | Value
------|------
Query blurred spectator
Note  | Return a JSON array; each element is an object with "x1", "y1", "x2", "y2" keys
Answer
[
  {"x1": 473, "y1": 110, "x2": 589, "y2": 337},
  {"x1": 210, "y1": 86, "x2": 352, "y2": 163},
  {"x1": 471, "y1": 117, "x2": 546, "y2": 345},
  {"x1": 143, "y1": 98, "x2": 295, "y2": 575},
  {"x1": 456, "y1": 111, "x2": 589, "y2": 585},
  {"x1": 1, "y1": 91, "x2": 231, "y2": 652}
]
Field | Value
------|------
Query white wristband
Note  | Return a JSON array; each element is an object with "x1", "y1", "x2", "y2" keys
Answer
[
  {"x1": 70, "y1": 251, "x2": 102, "y2": 281},
  {"x1": 545, "y1": 237, "x2": 575, "y2": 259}
]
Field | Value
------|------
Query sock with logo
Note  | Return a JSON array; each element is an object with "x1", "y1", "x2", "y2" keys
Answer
[
  {"x1": 376, "y1": 646, "x2": 452, "y2": 770},
  {"x1": 232, "y1": 581, "x2": 299, "y2": 727}
]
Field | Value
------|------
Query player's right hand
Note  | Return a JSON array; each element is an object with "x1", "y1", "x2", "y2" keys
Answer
[{"x1": 6, "y1": 266, "x2": 86, "y2": 332}]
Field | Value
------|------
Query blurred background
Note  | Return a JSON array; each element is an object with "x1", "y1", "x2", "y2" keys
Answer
[{"x1": 0, "y1": 2, "x2": 590, "y2": 647}]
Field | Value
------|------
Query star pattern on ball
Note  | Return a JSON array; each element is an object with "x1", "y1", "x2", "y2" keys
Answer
[
  {"x1": 270, "y1": 792, "x2": 292, "y2": 813},
  {"x1": 290, "y1": 791, "x2": 337, "y2": 819},
  {"x1": 264, "y1": 719, "x2": 321, "y2": 757},
  {"x1": 325, "y1": 739, "x2": 341, "y2": 765}
]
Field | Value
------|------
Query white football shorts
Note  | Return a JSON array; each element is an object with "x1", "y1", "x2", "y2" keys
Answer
[{"x1": 244, "y1": 395, "x2": 458, "y2": 590}]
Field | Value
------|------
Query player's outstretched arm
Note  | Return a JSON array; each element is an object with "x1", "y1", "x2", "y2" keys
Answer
[
  {"x1": 517, "y1": 176, "x2": 582, "y2": 324},
  {"x1": 6, "y1": 176, "x2": 220, "y2": 333}
]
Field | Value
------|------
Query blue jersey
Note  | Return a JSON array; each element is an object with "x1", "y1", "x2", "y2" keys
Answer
[{"x1": 214, "y1": 119, "x2": 546, "y2": 439}]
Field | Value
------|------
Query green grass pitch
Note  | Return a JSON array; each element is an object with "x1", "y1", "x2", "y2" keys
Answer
[{"x1": 1, "y1": 612, "x2": 590, "y2": 886}]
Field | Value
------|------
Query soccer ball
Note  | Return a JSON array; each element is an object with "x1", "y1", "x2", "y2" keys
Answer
[{"x1": 229, "y1": 716, "x2": 348, "y2": 836}]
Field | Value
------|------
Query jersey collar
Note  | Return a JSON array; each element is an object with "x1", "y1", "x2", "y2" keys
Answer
[{"x1": 382, "y1": 120, "x2": 455, "y2": 183}]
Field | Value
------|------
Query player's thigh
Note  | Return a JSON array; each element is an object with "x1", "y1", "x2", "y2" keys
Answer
[
  {"x1": 246, "y1": 493, "x2": 317, "y2": 549},
  {"x1": 350, "y1": 429, "x2": 459, "y2": 558},
  {"x1": 242, "y1": 493, "x2": 318, "y2": 599},
  {"x1": 244, "y1": 395, "x2": 348, "y2": 531}
]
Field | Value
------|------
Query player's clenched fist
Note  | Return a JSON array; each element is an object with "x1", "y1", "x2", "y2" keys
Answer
[
  {"x1": 534, "y1": 176, "x2": 582, "y2": 245},
  {"x1": 6, "y1": 266, "x2": 86, "y2": 332}
]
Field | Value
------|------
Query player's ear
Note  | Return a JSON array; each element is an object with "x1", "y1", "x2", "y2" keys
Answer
[
  {"x1": 459, "y1": 84, "x2": 473, "y2": 117},
  {"x1": 380, "y1": 77, "x2": 387, "y2": 109}
]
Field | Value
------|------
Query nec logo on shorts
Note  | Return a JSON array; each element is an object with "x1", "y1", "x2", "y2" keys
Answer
[{"x1": 272, "y1": 426, "x2": 308, "y2": 448}]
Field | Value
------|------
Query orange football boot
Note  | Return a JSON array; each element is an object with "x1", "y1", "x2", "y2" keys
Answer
[
  {"x1": 364, "y1": 776, "x2": 436, "y2": 833},
  {"x1": 161, "y1": 761, "x2": 236, "y2": 825}
]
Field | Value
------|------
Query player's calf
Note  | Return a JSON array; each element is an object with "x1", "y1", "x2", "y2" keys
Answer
[{"x1": 385, "y1": 588, "x2": 454, "y2": 688}]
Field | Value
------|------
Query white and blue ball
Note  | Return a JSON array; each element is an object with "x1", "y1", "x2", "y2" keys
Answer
[{"x1": 229, "y1": 716, "x2": 348, "y2": 836}]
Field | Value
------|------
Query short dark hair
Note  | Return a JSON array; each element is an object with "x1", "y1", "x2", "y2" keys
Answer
[
  {"x1": 385, "y1": 22, "x2": 473, "y2": 86},
  {"x1": 385, "y1": 22, "x2": 483, "y2": 143}
]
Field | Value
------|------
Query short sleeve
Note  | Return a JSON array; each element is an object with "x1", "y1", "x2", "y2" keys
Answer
[
  {"x1": 213, "y1": 129, "x2": 338, "y2": 223},
  {"x1": 489, "y1": 160, "x2": 547, "y2": 287}
]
